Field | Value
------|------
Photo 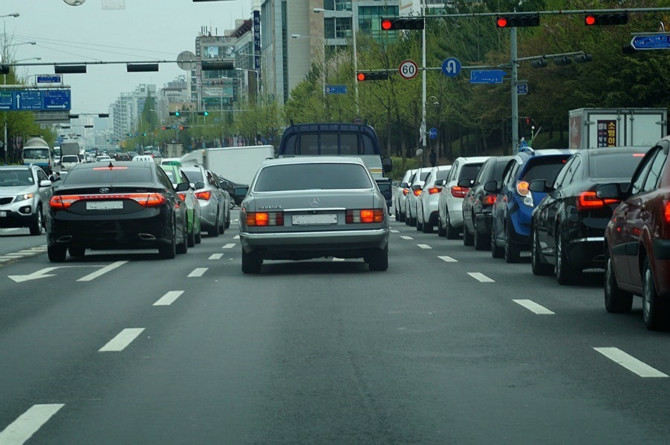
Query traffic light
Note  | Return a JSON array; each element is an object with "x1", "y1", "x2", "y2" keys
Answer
[
  {"x1": 179, "y1": 125, "x2": 189, "y2": 130},
  {"x1": 357, "y1": 71, "x2": 389, "y2": 81},
  {"x1": 380, "y1": 17, "x2": 424, "y2": 30},
  {"x1": 585, "y1": 12, "x2": 628, "y2": 26},
  {"x1": 495, "y1": 13, "x2": 540, "y2": 28},
  {"x1": 0, "y1": 65, "x2": 9, "y2": 75},
  {"x1": 574, "y1": 53, "x2": 593, "y2": 63},
  {"x1": 553, "y1": 56, "x2": 572, "y2": 66},
  {"x1": 198, "y1": 111, "x2": 209, "y2": 116},
  {"x1": 169, "y1": 111, "x2": 181, "y2": 117}
]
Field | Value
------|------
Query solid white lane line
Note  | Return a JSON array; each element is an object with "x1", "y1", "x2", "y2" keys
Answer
[
  {"x1": 99, "y1": 328, "x2": 145, "y2": 352},
  {"x1": 332, "y1": 258, "x2": 345, "y2": 262},
  {"x1": 209, "y1": 253, "x2": 224, "y2": 260},
  {"x1": 417, "y1": 244, "x2": 432, "y2": 249},
  {"x1": 188, "y1": 268, "x2": 208, "y2": 278},
  {"x1": 153, "y1": 290, "x2": 184, "y2": 306},
  {"x1": 594, "y1": 347, "x2": 668, "y2": 378},
  {"x1": 222, "y1": 243, "x2": 235, "y2": 249},
  {"x1": 0, "y1": 403, "x2": 65, "y2": 444},
  {"x1": 513, "y1": 299, "x2": 555, "y2": 315},
  {"x1": 77, "y1": 261, "x2": 128, "y2": 282},
  {"x1": 468, "y1": 272, "x2": 495, "y2": 283},
  {"x1": 390, "y1": 229, "x2": 399, "y2": 233},
  {"x1": 400, "y1": 236, "x2": 413, "y2": 240},
  {"x1": 438, "y1": 256, "x2": 457, "y2": 263}
]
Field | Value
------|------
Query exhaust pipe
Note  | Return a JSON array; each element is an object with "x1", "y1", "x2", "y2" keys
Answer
[{"x1": 138, "y1": 233, "x2": 157, "y2": 241}]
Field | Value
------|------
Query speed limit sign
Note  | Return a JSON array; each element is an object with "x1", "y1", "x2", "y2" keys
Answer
[{"x1": 399, "y1": 60, "x2": 418, "y2": 80}]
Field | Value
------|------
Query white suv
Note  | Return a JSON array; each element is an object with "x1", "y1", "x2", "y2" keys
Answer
[
  {"x1": 0, "y1": 165, "x2": 53, "y2": 235},
  {"x1": 437, "y1": 156, "x2": 489, "y2": 239},
  {"x1": 393, "y1": 168, "x2": 415, "y2": 222},
  {"x1": 405, "y1": 167, "x2": 432, "y2": 227},
  {"x1": 416, "y1": 165, "x2": 451, "y2": 233}
]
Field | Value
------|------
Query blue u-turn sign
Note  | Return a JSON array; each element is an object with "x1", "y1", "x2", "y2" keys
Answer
[{"x1": 442, "y1": 58, "x2": 461, "y2": 77}]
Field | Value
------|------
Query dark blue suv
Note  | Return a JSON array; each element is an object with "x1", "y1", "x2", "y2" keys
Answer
[{"x1": 489, "y1": 148, "x2": 574, "y2": 262}]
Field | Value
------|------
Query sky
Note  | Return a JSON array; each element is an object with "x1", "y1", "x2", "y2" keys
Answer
[{"x1": 1, "y1": 0, "x2": 256, "y2": 114}]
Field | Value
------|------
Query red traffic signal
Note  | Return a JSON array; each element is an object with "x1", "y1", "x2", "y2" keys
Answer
[
  {"x1": 380, "y1": 17, "x2": 424, "y2": 30},
  {"x1": 584, "y1": 13, "x2": 628, "y2": 26},
  {"x1": 357, "y1": 71, "x2": 389, "y2": 81},
  {"x1": 495, "y1": 13, "x2": 540, "y2": 28}
]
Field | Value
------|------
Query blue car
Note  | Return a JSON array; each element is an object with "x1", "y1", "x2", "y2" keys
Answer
[{"x1": 489, "y1": 148, "x2": 574, "y2": 263}]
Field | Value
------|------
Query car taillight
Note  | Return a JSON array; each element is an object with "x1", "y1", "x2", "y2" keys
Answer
[
  {"x1": 49, "y1": 193, "x2": 167, "y2": 209},
  {"x1": 195, "y1": 190, "x2": 211, "y2": 200},
  {"x1": 346, "y1": 209, "x2": 384, "y2": 224},
  {"x1": 402, "y1": 188, "x2": 409, "y2": 196},
  {"x1": 428, "y1": 187, "x2": 442, "y2": 195},
  {"x1": 516, "y1": 181, "x2": 530, "y2": 196},
  {"x1": 413, "y1": 189, "x2": 422, "y2": 196},
  {"x1": 576, "y1": 191, "x2": 619, "y2": 211},
  {"x1": 664, "y1": 200, "x2": 670, "y2": 224},
  {"x1": 177, "y1": 192, "x2": 187, "y2": 201},
  {"x1": 483, "y1": 194, "x2": 497, "y2": 206},
  {"x1": 451, "y1": 186, "x2": 468, "y2": 198},
  {"x1": 246, "y1": 211, "x2": 284, "y2": 226}
]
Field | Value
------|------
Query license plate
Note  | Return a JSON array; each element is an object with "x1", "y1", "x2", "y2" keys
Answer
[
  {"x1": 0, "y1": 211, "x2": 6, "y2": 217},
  {"x1": 292, "y1": 214, "x2": 337, "y2": 225},
  {"x1": 86, "y1": 201, "x2": 123, "y2": 210}
]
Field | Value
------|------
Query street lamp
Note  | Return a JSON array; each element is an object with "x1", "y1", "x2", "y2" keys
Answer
[
  {"x1": 313, "y1": 7, "x2": 358, "y2": 116},
  {"x1": 0, "y1": 13, "x2": 19, "y2": 19}
]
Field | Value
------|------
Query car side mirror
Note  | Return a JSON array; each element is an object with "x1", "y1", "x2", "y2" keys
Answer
[
  {"x1": 596, "y1": 183, "x2": 622, "y2": 200},
  {"x1": 41, "y1": 179, "x2": 53, "y2": 187},
  {"x1": 529, "y1": 179, "x2": 549, "y2": 193},
  {"x1": 457, "y1": 178, "x2": 473, "y2": 188},
  {"x1": 194, "y1": 181, "x2": 205, "y2": 190},
  {"x1": 483, "y1": 180, "x2": 498, "y2": 193},
  {"x1": 176, "y1": 182, "x2": 190, "y2": 192},
  {"x1": 435, "y1": 179, "x2": 446, "y2": 187},
  {"x1": 382, "y1": 156, "x2": 393, "y2": 173},
  {"x1": 411, "y1": 184, "x2": 422, "y2": 191}
]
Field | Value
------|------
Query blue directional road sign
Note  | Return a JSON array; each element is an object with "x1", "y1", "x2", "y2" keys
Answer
[
  {"x1": 36, "y1": 74, "x2": 62, "y2": 84},
  {"x1": 16, "y1": 91, "x2": 43, "y2": 110},
  {"x1": 42, "y1": 90, "x2": 71, "y2": 110},
  {"x1": 429, "y1": 128, "x2": 438, "y2": 140},
  {"x1": 0, "y1": 92, "x2": 12, "y2": 111},
  {"x1": 325, "y1": 85, "x2": 347, "y2": 95},
  {"x1": 630, "y1": 34, "x2": 670, "y2": 50},
  {"x1": 0, "y1": 89, "x2": 71, "y2": 111},
  {"x1": 442, "y1": 58, "x2": 461, "y2": 77},
  {"x1": 517, "y1": 81, "x2": 528, "y2": 95},
  {"x1": 470, "y1": 70, "x2": 506, "y2": 84}
]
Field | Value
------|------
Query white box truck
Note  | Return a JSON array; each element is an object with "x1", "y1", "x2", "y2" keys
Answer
[
  {"x1": 569, "y1": 108, "x2": 667, "y2": 149},
  {"x1": 180, "y1": 145, "x2": 275, "y2": 185}
]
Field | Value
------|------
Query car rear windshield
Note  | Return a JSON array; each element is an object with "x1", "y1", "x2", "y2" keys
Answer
[
  {"x1": 62, "y1": 155, "x2": 79, "y2": 162},
  {"x1": 589, "y1": 153, "x2": 646, "y2": 179},
  {"x1": 282, "y1": 132, "x2": 379, "y2": 156},
  {"x1": 521, "y1": 156, "x2": 570, "y2": 184},
  {"x1": 458, "y1": 163, "x2": 484, "y2": 181},
  {"x1": 254, "y1": 163, "x2": 373, "y2": 191},
  {"x1": 64, "y1": 166, "x2": 153, "y2": 184},
  {"x1": 182, "y1": 169, "x2": 204, "y2": 183}
]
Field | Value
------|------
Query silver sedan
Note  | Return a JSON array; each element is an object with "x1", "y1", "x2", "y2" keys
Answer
[{"x1": 239, "y1": 157, "x2": 390, "y2": 273}]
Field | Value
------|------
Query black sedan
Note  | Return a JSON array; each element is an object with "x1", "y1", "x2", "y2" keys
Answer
[
  {"x1": 46, "y1": 161, "x2": 190, "y2": 261},
  {"x1": 529, "y1": 147, "x2": 648, "y2": 284}
]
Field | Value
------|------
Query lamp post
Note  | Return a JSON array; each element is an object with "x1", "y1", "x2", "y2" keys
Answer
[
  {"x1": 1, "y1": 13, "x2": 21, "y2": 165},
  {"x1": 313, "y1": 6, "x2": 358, "y2": 116}
]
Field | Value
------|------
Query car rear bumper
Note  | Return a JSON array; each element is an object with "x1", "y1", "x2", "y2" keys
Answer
[
  {"x1": 567, "y1": 236, "x2": 606, "y2": 270},
  {"x1": 241, "y1": 228, "x2": 389, "y2": 257}
]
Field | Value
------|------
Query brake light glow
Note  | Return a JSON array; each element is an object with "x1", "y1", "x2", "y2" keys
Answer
[
  {"x1": 49, "y1": 193, "x2": 167, "y2": 209},
  {"x1": 346, "y1": 209, "x2": 384, "y2": 223},
  {"x1": 195, "y1": 190, "x2": 211, "y2": 200},
  {"x1": 664, "y1": 200, "x2": 670, "y2": 224},
  {"x1": 246, "y1": 211, "x2": 284, "y2": 226},
  {"x1": 483, "y1": 194, "x2": 497, "y2": 206},
  {"x1": 413, "y1": 189, "x2": 422, "y2": 197},
  {"x1": 92, "y1": 166, "x2": 128, "y2": 170},
  {"x1": 402, "y1": 188, "x2": 409, "y2": 196},
  {"x1": 516, "y1": 181, "x2": 530, "y2": 196},
  {"x1": 576, "y1": 191, "x2": 619, "y2": 211},
  {"x1": 451, "y1": 186, "x2": 469, "y2": 198},
  {"x1": 177, "y1": 192, "x2": 187, "y2": 201},
  {"x1": 428, "y1": 187, "x2": 442, "y2": 195}
]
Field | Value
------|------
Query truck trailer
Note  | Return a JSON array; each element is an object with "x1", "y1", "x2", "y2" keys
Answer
[
  {"x1": 180, "y1": 145, "x2": 275, "y2": 186},
  {"x1": 569, "y1": 108, "x2": 667, "y2": 149}
]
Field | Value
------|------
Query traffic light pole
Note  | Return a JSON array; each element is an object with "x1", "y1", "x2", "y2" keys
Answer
[
  {"x1": 510, "y1": 27, "x2": 519, "y2": 153},
  {"x1": 421, "y1": 0, "x2": 427, "y2": 166}
]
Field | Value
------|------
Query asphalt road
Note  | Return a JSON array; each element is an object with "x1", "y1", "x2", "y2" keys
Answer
[{"x1": 1, "y1": 210, "x2": 669, "y2": 444}]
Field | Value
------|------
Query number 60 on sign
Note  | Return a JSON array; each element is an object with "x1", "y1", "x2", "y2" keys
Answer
[{"x1": 399, "y1": 60, "x2": 418, "y2": 80}]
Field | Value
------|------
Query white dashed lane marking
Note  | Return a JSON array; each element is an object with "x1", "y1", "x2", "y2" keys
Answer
[
  {"x1": 209, "y1": 253, "x2": 224, "y2": 260},
  {"x1": 468, "y1": 272, "x2": 494, "y2": 283},
  {"x1": 400, "y1": 236, "x2": 413, "y2": 240},
  {"x1": 513, "y1": 299, "x2": 555, "y2": 315},
  {"x1": 594, "y1": 347, "x2": 668, "y2": 378},
  {"x1": 0, "y1": 403, "x2": 64, "y2": 444},
  {"x1": 438, "y1": 256, "x2": 457, "y2": 263},
  {"x1": 77, "y1": 261, "x2": 127, "y2": 282},
  {"x1": 188, "y1": 268, "x2": 208, "y2": 278},
  {"x1": 153, "y1": 290, "x2": 184, "y2": 306},
  {"x1": 99, "y1": 328, "x2": 145, "y2": 352},
  {"x1": 222, "y1": 243, "x2": 235, "y2": 249},
  {"x1": 417, "y1": 244, "x2": 432, "y2": 249}
]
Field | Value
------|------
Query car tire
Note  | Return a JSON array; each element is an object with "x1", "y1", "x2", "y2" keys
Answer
[
  {"x1": 29, "y1": 205, "x2": 43, "y2": 236},
  {"x1": 422, "y1": 216, "x2": 433, "y2": 234},
  {"x1": 445, "y1": 210, "x2": 458, "y2": 240},
  {"x1": 555, "y1": 230, "x2": 577, "y2": 285},
  {"x1": 159, "y1": 223, "x2": 177, "y2": 259},
  {"x1": 48, "y1": 245, "x2": 66, "y2": 262},
  {"x1": 416, "y1": 210, "x2": 423, "y2": 231},
  {"x1": 504, "y1": 224, "x2": 520, "y2": 263},
  {"x1": 642, "y1": 257, "x2": 668, "y2": 330},
  {"x1": 473, "y1": 220, "x2": 488, "y2": 251},
  {"x1": 68, "y1": 247, "x2": 85, "y2": 258},
  {"x1": 241, "y1": 249, "x2": 262, "y2": 274},
  {"x1": 531, "y1": 228, "x2": 552, "y2": 276},
  {"x1": 195, "y1": 225, "x2": 202, "y2": 244},
  {"x1": 491, "y1": 224, "x2": 504, "y2": 259},
  {"x1": 176, "y1": 220, "x2": 188, "y2": 254},
  {"x1": 368, "y1": 245, "x2": 389, "y2": 271},
  {"x1": 187, "y1": 224, "x2": 196, "y2": 247},
  {"x1": 437, "y1": 215, "x2": 446, "y2": 237},
  {"x1": 463, "y1": 223, "x2": 474, "y2": 246},
  {"x1": 604, "y1": 255, "x2": 633, "y2": 313}
]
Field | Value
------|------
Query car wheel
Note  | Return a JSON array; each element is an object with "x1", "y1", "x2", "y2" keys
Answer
[
  {"x1": 48, "y1": 245, "x2": 66, "y2": 262},
  {"x1": 604, "y1": 255, "x2": 633, "y2": 313},
  {"x1": 555, "y1": 230, "x2": 577, "y2": 285},
  {"x1": 491, "y1": 224, "x2": 503, "y2": 259},
  {"x1": 504, "y1": 224, "x2": 520, "y2": 263},
  {"x1": 195, "y1": 227, "x2": 202, "y2": 244},
  {"x1": 241, "y1": 249, "x2": 262, "y2": 274},
  {"x1": 29, "y1": 205, "x2": 43, "y2": 236},
  {"x1": 463, "y1": 223, "x2": 474, "y2": 246},
  {"x1": 218, "y1": 207, "x2": 225, "y2": 235},
  {"x1": 368, "y1": 245, "x2": 389, "y2": 271},
  {"x1": 445, "y1": 210, "x2": 458, "y2": 240},
  {"x1": 642, "y1": 257, "x2": 668, "y2": 330},
  {"x1": 176, "y1": 219, "x2": 188, "y2": 254},
  {"x1": 531, "y1": 228, "x2": 552, "y2": 276},
  {"x1": 68, "y1": 247, "x2": 85, "y2": 258},
  {"x1": 416, "y1": 209, "x2": 423, "y2": 231},
  {"x1": 473, "y1": 219, "x2": 488, "y2": 251},
  {"x1": 187, "y1": 222, "x2": 196, "y2": 247},
  {"x1": 159, "y1": 222, "x2": 177, "y2": 259},
  {"x1": 437, "y1": 214, "x2": 446, "y2": 237}
]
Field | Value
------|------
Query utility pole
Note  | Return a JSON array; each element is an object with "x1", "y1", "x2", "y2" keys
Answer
[
  {"x1": 510, "y1": 27, "x2": 519, "y2": 153},
  {"x1": 420, "y1": 0, "x2": 427, "y2": 166}
]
